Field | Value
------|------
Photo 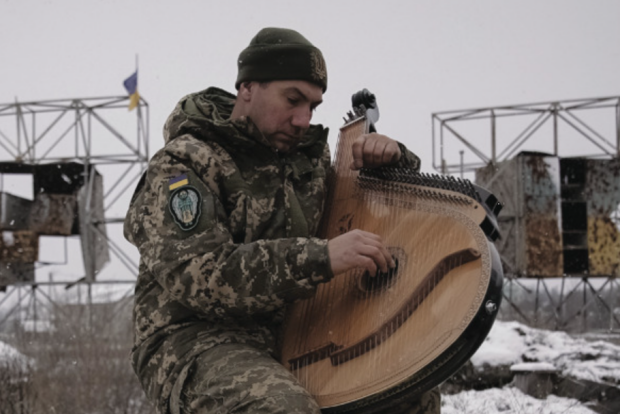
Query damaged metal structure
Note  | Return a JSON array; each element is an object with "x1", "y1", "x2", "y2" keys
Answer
[
  {"x1": 0, "y1": 162, "x2": 108, "y2": 286},
  {"x1": 433, "y1": 96, "x2": 620, "y2": 331},
  {"x1": 0, "y1": 95, "x2": 149, "y2": 329},
  {"x1": 475, "y1": 155, "x2": 620, "y2": 279}
]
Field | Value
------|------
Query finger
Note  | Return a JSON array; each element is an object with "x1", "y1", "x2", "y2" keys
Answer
[
  {"x1": 350, "y1": 229, "x2": 383, "y2": 243},
  {"x1": 368, "y1": 137, "x2": 386, "y2": 167},
  {"x1": 366, "y1": 234, "x2": 395, "y2": 269},
  {"x1": 382, "y1": 141, "x2": 401, "y2": 165},
  {"x1": 352, "y1": 230, "x2": 395, "y2": 267},
  {"x1": 372, "y1": 137, "x2": 399, "y2": 166},
  {"x1": 351, "y1": 135, "x2": 366, "y2": 170},
  {"x1": 357, "y1": 255, "x2": 378, "y2": 276},
  {"x1": 348, "y1": 230, "x2": 395, "y2": 270},
  {"x1": 358, "y1": 244, "x2": 390, "y2": 273},
  {"x1": 363, "y1": 136, "x2": 379, "y2": 168}
]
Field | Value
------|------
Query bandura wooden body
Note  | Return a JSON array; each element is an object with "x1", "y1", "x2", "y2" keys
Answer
[{"x1": 280, "y1": 91, "x2": 503, "y2": 413}]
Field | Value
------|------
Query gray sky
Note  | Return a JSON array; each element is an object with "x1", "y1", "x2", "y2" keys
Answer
[
  {"x1": 3, "y1": 0, "x2": 619, "y2": 160},
  {"x1": 1, "y1": 0, "x2": 619, "y2": 284}
]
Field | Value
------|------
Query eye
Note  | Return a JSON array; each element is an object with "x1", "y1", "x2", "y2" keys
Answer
[{"x1": 287, "y1": 97, "x2": 299, "y2": 105}]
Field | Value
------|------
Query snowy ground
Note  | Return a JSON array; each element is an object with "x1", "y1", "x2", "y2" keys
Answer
[
  {"x1": 471, "y1": 320, "x2": 620, "y2": 385},
  {"x1": 1, "y1": 320, "x2": 619, "y2": 413},
  {"x1": 0, "y1": 341, "x2": 34, "y2": 374},
  {"x1": 442, "y1": 387, "x2": 598, "y2": 414},
  {"x1": 0, "y1": 340, "x2": 31, "y2": 370},
  {"x1": 441, "y1": 320, "x2": 620, "y2": 413}
]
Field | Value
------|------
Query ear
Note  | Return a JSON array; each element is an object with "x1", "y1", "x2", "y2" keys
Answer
[{"x1": 238, "y1": 81, "x2": 255, "y2": 102}]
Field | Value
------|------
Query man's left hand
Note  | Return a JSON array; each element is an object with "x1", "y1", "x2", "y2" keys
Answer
[{"x1": 350, "y1": 133, "x2": 401, "y2": 170}]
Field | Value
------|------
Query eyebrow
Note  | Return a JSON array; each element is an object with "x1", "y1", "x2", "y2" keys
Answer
[{"x1": 286, "y1": 87, "x2": 323, "y2": 107}]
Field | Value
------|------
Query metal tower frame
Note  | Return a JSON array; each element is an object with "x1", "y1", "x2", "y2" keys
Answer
[
  {"x1": 432, "y1": 96, "x2": 620, "y2": 175},
  {"x1": 0, "y1": 95, "x2": 149, "y2": 330},
  {"x1": 432, "y1": 95, "x2": 620, "y2": 332}
]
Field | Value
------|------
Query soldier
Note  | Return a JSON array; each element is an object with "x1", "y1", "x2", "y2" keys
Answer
[{"x1": 124, "y1": 28, "x2": 439, "y2": 414}]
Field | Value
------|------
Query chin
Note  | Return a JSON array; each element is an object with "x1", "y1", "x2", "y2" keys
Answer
[
  {"x1": 268, "y1": 134, "x2": 299, "y2": 153},
  {"x1": 275, "y1": 141, "x2": 297, "y2": 153}
]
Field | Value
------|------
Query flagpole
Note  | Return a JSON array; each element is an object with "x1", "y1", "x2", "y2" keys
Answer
[
  {"x1": 135, "y1": 53, "x2": 139, "y2": 99},
  {"x1": 135, "y1": 53, "x2": 141, "y2": 156}
]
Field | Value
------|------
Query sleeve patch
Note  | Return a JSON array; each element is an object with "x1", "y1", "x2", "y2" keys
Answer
[
  {"x1": 168, "y1": 186, "x2": 202, "y2": 231},
  {"x1": 168, "y1": 174, "x2": 189, "y2": 190}
]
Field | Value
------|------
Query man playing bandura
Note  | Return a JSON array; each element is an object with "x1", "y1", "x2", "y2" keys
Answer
[{"x1": 124, "y1": 27, "x2": 438, "y2": 414}]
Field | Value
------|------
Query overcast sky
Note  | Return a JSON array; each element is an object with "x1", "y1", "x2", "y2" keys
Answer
[{"x1": 1, "y1": 0, "x2": 619, "y2": 285}]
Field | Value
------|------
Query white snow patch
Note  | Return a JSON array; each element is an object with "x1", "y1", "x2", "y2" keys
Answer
[
  {"x1": 2, "y1": 231, "x2": 14, "y2": 246},
  {"x1": 0, "y1": 340, "x2": 32, "y2": 370},
  {"x1": 442, "y1": 387, "x2": 597, "y2": 414},
  {"x1": 471, "y1": 320, "x2": 620, "y2": 384},
  {"x1": 511, "y1": 362, "x2": 556, "y2": 372},
  {"x1": 471, "y1": 321, "x2": 527, "y2": 367}
]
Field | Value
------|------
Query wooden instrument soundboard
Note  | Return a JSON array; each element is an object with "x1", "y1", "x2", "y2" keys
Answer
[{"x1": 280, "y1": 90, "x2": 503, "y2": 413}]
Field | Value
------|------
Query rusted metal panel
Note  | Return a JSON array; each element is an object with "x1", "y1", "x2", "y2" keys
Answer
[
  {"x1": 78, "y1": 173, "x2": 109, "y2": 282},
  {"x1": 520, "y1": 154, "x2": 563, "y2": 277},
  {"x1": 32, "y1": 162, "x2": 86, "y2": 194},
  {"x1": 0, "y1": 230, "x2": 38, "y2": 262},
  {"x1": 476, "y1": 153, "x2": 563, "y2": 277},
  {"x1": 476, "y1": 155, "x2": 620, "y2": 278},
  {"x1": 29, "y1": 193, "x2": 77, "y2": 235},
  {"x1": 476, "y1": 159, "x2": 520, "y2": 275},
  {"x1": 0, "y1": 262, "x2": 34, "y2": 285},
  {"x1": 0, "y1": 191, "x2": 78, "y2": 235},
  {"x1": 0, "y1": 162, "x2": 113, "y2": 287},
  {"x1": 0, "y1": 192, "x2": 33, "y2": 230},
  {"x1": 585, "y1": 159, "x2": 620, "y2": 277}
]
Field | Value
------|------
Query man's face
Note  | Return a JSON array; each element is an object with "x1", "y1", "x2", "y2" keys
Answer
[{"x1": 242, "y1": 80, "x2": 323, "y2": 153}]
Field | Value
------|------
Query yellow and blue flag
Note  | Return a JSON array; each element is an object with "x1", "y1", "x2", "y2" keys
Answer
[
  {"x1": 123, "y1": 71, "x2": 140, "y2": 111},
  {"x1": 168, "y1": 174, "x2": 189, "y2": 191}
]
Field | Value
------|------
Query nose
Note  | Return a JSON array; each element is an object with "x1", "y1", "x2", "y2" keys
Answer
[{"x1": 291, "y1": 107, "x2": 312, "y2": 129}]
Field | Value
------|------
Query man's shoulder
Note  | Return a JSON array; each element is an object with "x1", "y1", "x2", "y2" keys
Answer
[{"x1": 153, "y1": 134, "x2": 234, "y2": 167}]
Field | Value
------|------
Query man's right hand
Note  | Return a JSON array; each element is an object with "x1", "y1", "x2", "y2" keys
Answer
[{"x1": 327, "y1": 229, "x2": 396, "y2": 276}]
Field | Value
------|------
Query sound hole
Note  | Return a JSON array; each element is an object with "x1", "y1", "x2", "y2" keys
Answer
[{"x1": 356, "y1": 247, "x2": 405, "y2": 294}]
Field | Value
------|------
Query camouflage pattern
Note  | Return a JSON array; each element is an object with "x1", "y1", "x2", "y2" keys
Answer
[
  {"x1": 396, "y1": 142, "x2": 421, "y2": 172},
  {"x1": 392, "y1": 389, "x2": 441, "y2": 414},
  {"x1": 170, "y1": 343, "x2": 439, "y2": 414},
  {"x1": 171, "y1": 343, "x2": 320, "y2": 414},
  {"x1": 124, "y1": 87, "x2": 426, "y2": 414}
]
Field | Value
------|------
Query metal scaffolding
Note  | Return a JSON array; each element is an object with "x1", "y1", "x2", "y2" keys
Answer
[
  {"x1": 0, "y1": 95, "x2": 149, "y2": 330},
  {"x1": 432, "y1": 95, "x2": 620, "y2": 332},
  {"x1": 432, "y1": 96, "x2": 620, "y2": 175}
]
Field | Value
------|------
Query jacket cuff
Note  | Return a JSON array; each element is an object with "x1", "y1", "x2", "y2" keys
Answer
[
  {"x1": 294, "y1": 237, "x2": 334, "y2": 286},
  {"x1": 396, "y1": 142, "x2": 422, "y2": 172}
]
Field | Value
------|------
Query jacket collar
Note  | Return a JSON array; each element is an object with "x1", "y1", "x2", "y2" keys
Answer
[{"x1": 164, "y1": 87, "x2": 328, "y2": 162}]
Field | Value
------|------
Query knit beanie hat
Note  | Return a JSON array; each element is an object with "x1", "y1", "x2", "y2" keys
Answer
[{"x1": 235, "y1": 27, "x2": 328, "y2": 92}]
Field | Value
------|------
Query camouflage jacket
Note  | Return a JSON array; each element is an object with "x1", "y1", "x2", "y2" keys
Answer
[{"x1": 124, "y1": 87, "x2": 421, "y2": 413}]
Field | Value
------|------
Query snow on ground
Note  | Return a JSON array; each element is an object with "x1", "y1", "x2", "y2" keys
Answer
[
  {"x1": 471, "y1": 320, "x2": 620, "y2": 385},
  {"x1": 0, "y1": 340, "x2": 32, "y2": 370},
  {"x1": 442, "y1": 387, "x2": 597, "y2": 414},
  {"x1": 2, "y1": 320, "x2": 617, "y2": 412},
  {"x1": 0, "y1": 340, "x2": 26, "y2": 363},
  {"x1": 442, "y1": 320, "x2": 620, "y2": 413}
]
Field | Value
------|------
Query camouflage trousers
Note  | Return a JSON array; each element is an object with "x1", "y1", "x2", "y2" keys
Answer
[
  {"x1": 169, "y1": 343, "x2": 440, "y2": 414},
  {"x1": 392, "y1": 388, "x2": 441, "y2": 414}
]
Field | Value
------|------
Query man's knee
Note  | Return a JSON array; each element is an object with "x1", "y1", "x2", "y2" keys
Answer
[
  {"x1": 173, "y1": 344, "x2": 320, "y2": 414},
  {"x1": 393, "y1": 388, "x2": 441, "y2": 414},
  {"x1": 230, "y1": 392, "x2": 320, "y2": 414}
]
